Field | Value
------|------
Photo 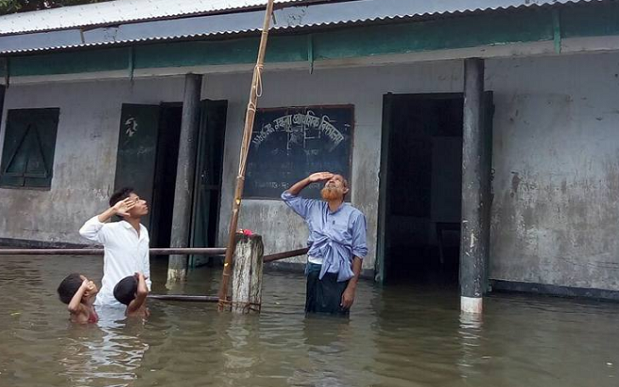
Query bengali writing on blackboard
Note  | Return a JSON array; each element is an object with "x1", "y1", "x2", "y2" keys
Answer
[
  {"x1": 251, "y1": 110, "x2": 345, "y2": 151},
  {"x1": 245, "y1": 105, "x2": 353, "y2": 199}
]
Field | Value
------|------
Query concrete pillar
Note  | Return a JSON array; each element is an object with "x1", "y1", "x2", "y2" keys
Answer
[
  {"x1": 167, "y1": 73, "x2": 202, "y2": 284},
  {"x1": 230, "y1": 234, "x2": 264, "y2": 314},
  {"x1": 480, "y1": 92, "x2": 493, "y2": 295},
  {"x1": 460, "y1": 58, "x2": 487, "y2": 314}
]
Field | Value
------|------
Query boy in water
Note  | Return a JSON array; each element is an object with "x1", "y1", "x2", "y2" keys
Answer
[
  {"x1": 57, "y1": 273, "x2": 99, "y2": 324},
  {"x1": 113, "y1": 272, "x2": 150, "y2": 318},
  {"x1": 79, "y1": 187, "x2": 151, "y2": 307}
]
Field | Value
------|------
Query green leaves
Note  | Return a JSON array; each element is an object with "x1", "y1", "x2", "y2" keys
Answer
[{"x1": 0, "y1": 0, "x2": 111, "y2": 16}]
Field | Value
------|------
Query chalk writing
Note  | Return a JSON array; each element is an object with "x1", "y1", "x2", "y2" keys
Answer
[
  {"x1": 124, "y1": 117, "x2": 138, "y2": 137},
  {"x1": 251, "y1": 109, "x2": 345, "y2": 153},
  {"x1": 246, "y1": 105, "x2": 354, "y2": 199}
]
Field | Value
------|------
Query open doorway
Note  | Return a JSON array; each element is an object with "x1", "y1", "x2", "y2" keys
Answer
[
  {"x1": 378, "y1": 94, "x2": 463, "y2": 286},
  {"x1": 150, "y1": 104, "x2": 182, "y2": 249},
  {"x1": 189, "y1": 100, "x2": 228, "y2": 267},
  {"x1": 114, "y1": 103, "x2": 182, "y2": 254}
]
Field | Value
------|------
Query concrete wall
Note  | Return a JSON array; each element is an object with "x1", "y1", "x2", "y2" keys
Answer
[
  {"x1": 486, "y1": 53, "x2": 619, "y2": 291},
  {"x1": 207, "y1": 53, "x2": 619, "y2": 288},
  {"x1": 202, "y1": 62, "x2": 466, "y2": 272},
  {"x1": 2, "y1": 51, "x2": 619, "y2": 291},
  {"x1": 0, "y1": 78, "x2": 185, "y2": 244}
]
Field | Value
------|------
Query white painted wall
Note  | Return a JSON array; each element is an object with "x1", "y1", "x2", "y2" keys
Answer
[
  {"x1": 202, "y1": 61, "x2": 465, "y2": 273},
  {"x1": 486, "y1": 53, "x2": 619, "y2": 291},
  {"x1": 0, "y1": 77, "x2": 186, "y2": 244},
  {"x1": 2, "y1": 51, "x2": 619, "y2": 291},
  {"x1": 206, "y1": 53, "x2": 619, "y2": 287}
]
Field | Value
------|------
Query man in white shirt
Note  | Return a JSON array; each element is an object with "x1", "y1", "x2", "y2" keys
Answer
[{"x1": 79, "y1": 187, "x2": 152, "y2": 307}]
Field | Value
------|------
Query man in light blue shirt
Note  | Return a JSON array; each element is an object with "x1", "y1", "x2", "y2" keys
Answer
[{"x1": 281, "y1": 172, "x2": 368, "y2": 315}]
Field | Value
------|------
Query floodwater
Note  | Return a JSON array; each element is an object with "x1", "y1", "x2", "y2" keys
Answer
[{"x1": 0, "y1": 255, "x2": 618, "y2": 387}]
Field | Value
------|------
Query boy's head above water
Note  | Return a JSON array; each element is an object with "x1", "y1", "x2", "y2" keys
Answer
[
  {"x1": 57, "y1": 273, "x2": 98, "y2": 304},
  {"x1": 109, "y1": 187, "x2": 149, "y2": 218},
  {"x1": 113, "y1": 274, "x2": 139, "y2": 305}
]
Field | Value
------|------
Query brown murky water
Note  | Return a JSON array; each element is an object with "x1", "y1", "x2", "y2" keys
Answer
[{"x1": 0, "y1": 255, "x2": 618, "y2": 387}]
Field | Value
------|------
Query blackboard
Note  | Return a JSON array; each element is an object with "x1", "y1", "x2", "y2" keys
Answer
[{"x1": 245, "y1": 105, "x2": 354, "y2": 199}]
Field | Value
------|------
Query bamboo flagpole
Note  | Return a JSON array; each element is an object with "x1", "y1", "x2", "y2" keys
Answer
[{"x1": 218, "y1": 0, "x2": 275, "y2": 310}]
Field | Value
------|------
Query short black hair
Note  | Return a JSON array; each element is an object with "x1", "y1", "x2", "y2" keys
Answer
[
  {"x1": 113, "y1": 275, "x2": 138, "y2": 305},
  {"x1": 109, "y1": 187, "x2": 135, "y2": 208},
  {"x1": 57, "y1": 273, "x2": 83, "y2": 304}
]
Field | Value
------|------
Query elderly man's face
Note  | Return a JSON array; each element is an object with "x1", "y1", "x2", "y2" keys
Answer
[{"x1": 321, "y1": 175, "x2": 349, "y2": 201}]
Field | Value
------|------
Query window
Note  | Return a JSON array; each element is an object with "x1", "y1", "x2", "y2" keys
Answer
[{"x1": 0, "y1": 108, "x2": 60, "y2": 189}]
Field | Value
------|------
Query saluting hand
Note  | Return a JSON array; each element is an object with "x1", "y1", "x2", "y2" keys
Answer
[
  {"x1": 113, "y1": 197, "x2": 136, "y2": 217},
  {"x1": 308, "y1": 172, "x2": 334, "y2": 183}
]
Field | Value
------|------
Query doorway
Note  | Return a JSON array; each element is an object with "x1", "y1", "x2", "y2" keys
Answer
[
  {"x1": 190, "y1": 100, "x2": 228, "y2": 267},
  {"x1": 378, "y1": 94, "x2": 464, "y2": 286},
  {"x1": 114, "y1": 100, "x2": 227, "y2": 270},
  {"x1": 151, "y1": 104, "x2": 183, "y2": 248},
  {"x1": 114, "y1": 103, "x2": 182, "y2": 251}
]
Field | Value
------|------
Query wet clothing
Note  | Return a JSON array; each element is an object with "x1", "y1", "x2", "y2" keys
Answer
[
  {"x1": 79, "y1": 217, "x2": 151, "y2": 307},
  {"x1": 87, "y1": 307, "x2": 99, "y2": 324},
  {"x1": 305, "y1": 263, "x2": 350, "y2": 316},
  {"x1": 281, "y1": 191, "x2": 368, "y2": 282},
  {"x1": 281, "y1": 190, "x2": 367, "y2": 315}
]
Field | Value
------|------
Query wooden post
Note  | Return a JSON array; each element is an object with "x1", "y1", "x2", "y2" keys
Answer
[
  {"x1": 229, "y1": 234, "x2": 264, "y2": 314},
  {"x1": 168, "y1": 73, "x2": 203, "y2": 285},
  {"x1": 218, "y1": 0, "x2": 275, "y2": 310},
  {"x1": 460, "y1": 58, "x2": 486, "y2": 314}
]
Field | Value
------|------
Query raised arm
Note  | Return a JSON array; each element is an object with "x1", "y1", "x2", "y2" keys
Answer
[
  {"x1": 68, "y1": 280, "x2": 90, "y2": 314},
  {"x1": 282, "y1": 172, "x2": 334, "y2": 218},
  {"x1": 287, "y1": 172, "x2": 334, "y2": 196},
  {"x1": 79, "y1": 197, "x2": 136, "y2": 243},
  {"x1": 127, "y1": 273, "x2": 148, "y2": 314}
]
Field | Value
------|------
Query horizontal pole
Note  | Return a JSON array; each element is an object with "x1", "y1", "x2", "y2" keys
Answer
[
  {"x1": 0, "y1": 247, "x2": 227, "y2": 256},
  {"x1": 2, "y1": 246, "x2": 308, "y2": 262},
  {"x1": 148, "y1": 294, "x2": 219, "y2": 302},
  {"x1": 263, "y1": 247, "x2": 309, "y2": 263}
]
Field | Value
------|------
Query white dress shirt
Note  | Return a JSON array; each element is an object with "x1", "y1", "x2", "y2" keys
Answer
[{"x1": 79, "y1": 216, "x2": 151, "y2": 307}]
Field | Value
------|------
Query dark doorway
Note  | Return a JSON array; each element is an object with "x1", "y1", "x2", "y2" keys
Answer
[
  {"x1": 150, "y1": 104, "x2": 182, "y2": 249},
  {"x1": 189, "y1": 100, "x2": 228, "y2": 267},
  {"x1": 378, "y1": 94, "x2": 463, "y2": 286},
  {"x1": 114, "y1": 103, "x2": 182, "y2": 253}
]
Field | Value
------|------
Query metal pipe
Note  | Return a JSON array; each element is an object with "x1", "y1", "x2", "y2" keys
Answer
[
  {"x1": 0, "y1": 247, "x2": 226, "y2": 256},
  {"x1": 148, "y1": 294, "x2": 219, "y2": 302},
  {"x1": 263, "y1": 247, "x2": 309, "y2": 263},
  {"x1": 1, "y1": 246, "x2": 310, "y2": 261}
]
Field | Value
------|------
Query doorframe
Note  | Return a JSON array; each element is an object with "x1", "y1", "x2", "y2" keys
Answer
[
  {"x1": 189, "y1": 99, "x2": 228, "y2": 267},
  {"x1": 376, "y1": 92, "x2": 465, "y2": 285},
  {"x1": 150, "y1": 102, "x2": 183, "y2": 248}
]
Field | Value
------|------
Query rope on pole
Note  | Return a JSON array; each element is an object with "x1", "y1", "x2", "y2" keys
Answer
[{"x1": 218, "y1": 0, "x2": 276, "y2": 310}]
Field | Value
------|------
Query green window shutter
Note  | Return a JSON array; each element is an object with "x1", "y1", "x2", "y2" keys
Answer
[{"x1": 0, "y1": 108, "x2": 60, "y2": 189}]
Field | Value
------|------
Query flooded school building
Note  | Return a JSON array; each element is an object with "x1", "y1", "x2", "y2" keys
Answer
[{"x1": 1, "y1": 0, "x2": 619, "y2": 304}]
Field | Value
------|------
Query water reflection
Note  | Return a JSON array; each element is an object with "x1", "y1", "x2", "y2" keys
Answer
[
  {"x1": 457, "y1": 312, "x2": 484, "y2": 382},
  {"x1": 59, "y1": 308, "x2": 149, "y2": 387},
  {"x1": 1, "y1": 256, "x2": 619, "y2": 387}
]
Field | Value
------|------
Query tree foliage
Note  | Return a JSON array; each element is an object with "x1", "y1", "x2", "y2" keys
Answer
[{"x1": 0, "y1": 0, "x2": 110, "y2": 15}]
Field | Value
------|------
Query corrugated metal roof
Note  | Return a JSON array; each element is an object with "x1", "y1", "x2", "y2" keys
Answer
[
  {"x1": 0, "y1": 0, "x2": 604, "y2": 35},
  {"x1": 0, "y1": 0, "x2": 608, "y2": 54},
  {"x1": 0, "y1": 0, "x2": 301, "y2": 35}
]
